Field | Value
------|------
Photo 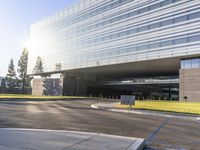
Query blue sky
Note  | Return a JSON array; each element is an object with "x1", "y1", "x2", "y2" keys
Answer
[{"x1": 0, "y1": 0, "x2": 78, "y2": 76}]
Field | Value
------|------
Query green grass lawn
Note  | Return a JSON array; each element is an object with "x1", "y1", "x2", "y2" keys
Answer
[
  {"x1": 117, "y1": 100, "x2": 200, "y2": 115},
  {"x1": 0, "y1": 94, "x2": 89, "y2": 100}
]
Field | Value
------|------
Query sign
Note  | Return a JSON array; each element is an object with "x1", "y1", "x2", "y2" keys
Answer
[{"x1": 121, "y1": 95, "x2": 135, "y2": 106}]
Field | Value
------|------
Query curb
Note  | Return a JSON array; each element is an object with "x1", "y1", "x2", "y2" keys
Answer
[
  {"x1": 91, "y1": 103, "x2": 200, "y2": 121},
  {"x1": 0, "y1": 98, "x2": 96, "y2": 102},
  {"x1": 0, "y1": 128, "x2": 145, "y2": 150},
  {"x1": 127, "y1": 138, "x2": 145, "y2": 150}
]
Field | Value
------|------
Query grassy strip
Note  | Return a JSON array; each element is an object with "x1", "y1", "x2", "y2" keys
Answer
[
  {"x1": 116, "y1": 100, "x2": 200, "y2": 115},
  {"x1": 0, "y1": 94, "x2": 90, "y2": 100}
]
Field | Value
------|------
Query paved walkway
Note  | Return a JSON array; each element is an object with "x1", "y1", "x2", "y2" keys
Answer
[
  {"x1": 91, "y1": 102, "x2": 200, "y2": 121},
  {"x1": 0, "y1": 128, "x2": 145, "y2": 150}
]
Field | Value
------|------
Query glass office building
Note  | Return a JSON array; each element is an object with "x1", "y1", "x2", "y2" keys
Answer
[{"x1": 28, "y1": 0, "x2": 200, "y2": 100}]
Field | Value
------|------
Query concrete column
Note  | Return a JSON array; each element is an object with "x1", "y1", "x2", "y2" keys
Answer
[
  {"x1": 32, "y1": 75, "x2": 63, "y2": 96},
  {"x1": 179, "y1": 68, "x2": 200, "y2": 102},
  {"x1": 32, "y1": 78, "x2": 44, "y2": 96}
]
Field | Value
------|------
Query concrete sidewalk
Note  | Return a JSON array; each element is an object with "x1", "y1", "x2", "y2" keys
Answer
[
  {"x1": 91, "y1": 102, "x2": 200, "y2": 121},
  {"x1": 0, "y1": 128, "x2": 145, "y2": 150}
]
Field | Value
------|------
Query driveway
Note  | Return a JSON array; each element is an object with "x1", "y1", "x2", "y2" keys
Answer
[{"x1": 0, "y1": 99, "x2": 199, "y2": 149}]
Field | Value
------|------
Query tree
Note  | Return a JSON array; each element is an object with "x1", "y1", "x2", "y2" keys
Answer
[
  {"x1": 0, "y1": 78, "x2": 6, "y2": 93},
  {"x1": 42, "y1": 77, "x2": 54, "y2": 96},
  {"x1": 33, "y1": 56, "x2": 47, "y2": 95},
  {"x1": 18, "y1": 48, "x2": 32, "y2": 94},
  {"x1": 33, "y1": 56, "x2": 44, "y2": 74},
  {"x1": 32, "y1": 56, "x2": 61, "y2": 96},
  {"x1": 5, "y1": 58, "x2": 17, "y2": 93},
  {"x1": 42, "y1": 78, "x2": 62, "y2": 96}
]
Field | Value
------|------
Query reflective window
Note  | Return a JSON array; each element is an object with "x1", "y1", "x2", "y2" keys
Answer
[
  {"x1": 181, "y1": 58, "x2": 200, "y2": 69},
  {"x1": 188, "y1": 35, "x2": 200, "y2": 42},
  {"x1": 121, "y1": 13, "x2": 129, "y2": 19},
  {"x1": 173, "y1": 37, "x2": 188, "y2": 45},
  {"x1": 184, "y1": 60, "x2": 192, "y2": 69},
  {"x1": 188, "y1": 12, "x2": 200, "y2": 19},
  {"x1": 112, "y1": 17, "x2": 119, "y2": 22},
  {"x1": 129, "y1": 28, "x2": 137, "y2": 34},
  {"x1": 174, "y1": 15, "x2": 187, "y2": 23},
  {"x1": 149, "y1": 22, "x2": 160, "y2": 29},
  {"x1": 161, "y1": 0, "x2": 172, "y2": 6},
  {"x1": 111, "y1": 33, "x2": 119, "y2": 39},
  {"x1": 138, "y1": 26, "x2": 148, "y2": 32},
  {"x1": 149, "y1": 3, "x2": 160, "y2": 10},
  {"x1": 129, "y1": 11, "x2": 138, "y2": 17},
  {"x1": 138, "y1": 45, "x2": 148, "y2": 51},
  {"x1": 173, "y1": 0, "x2": 181, "y2": 2},
  {"x1": 160, "y1": 40, "x2": 173, "y2": 47},
  {"x1": 96, "y1": 38, "x2": 101, "y2": 43},
  {"x1": 118, "y1": 48, "x2": 127, "y2": 54},
  {"x1": 192, "y1": 59, "x2": 199, "y2": 68},
  {"x1": 138, "y1": 7, "x2": 149, "y2": 14},
  {"x1": 181, "y1": 61, "x2": 184, "y2": 69},
  {"x1": 149, "y1": 43, "x2": 160, "y2": 49},
  {"x1": 120, "y1": 31, "x2": 128, "y2": 36},
  {"x1": 161, "y1": 19, "x2": 173, "y2": 26},
  {"x1": 127, "y1": 47, "x2": 137, "y2": 53}
]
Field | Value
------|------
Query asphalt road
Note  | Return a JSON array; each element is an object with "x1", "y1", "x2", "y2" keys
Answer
[{"x1": 0, "y1": 99, "x2": 199, "y2": 150}]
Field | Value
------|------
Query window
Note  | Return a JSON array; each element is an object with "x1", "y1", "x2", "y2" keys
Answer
[
  {"x1": 173, "y1": 37, "x2": 188, "y2": 45},
  {"x1": 192, "y1": 59, "x2": 199, "y2": 68},
  {"x1": 96, "y1": 38, "x2": 102, "y2": 43},
  {"x1": 104, "y1": 36, "x2": 110, "y2": 41},
  {"x1": 188, "y1": 12, "x2": 200, "y2": 20},
  {"x1": 184, "y1": 60, "x2": 192, "y2": 69},
  {"x1": 161, "y1": 0, "x2": 172, "y2": 6},
  {"x1": 96, "y1": 23, "x2": 101, "y2": 28},
  {"x1": 149, "y1": 3, "x2": 160, "y2": 11},
  {"x1": 138, "y1": 7, "x2": 149, "y2": 14},
  {"x1": 129, "y1": 28, "x2": 137, "y2": 34},
  {"x1": 182, "y1": 58, "x2": 200, "y2": 69},
  {"x1": 149, "y1": 42, "x2": 160, "y2": 49},
  {"x1": 160, "y1": 40, "x2": 173, "y2": 47},
  {"x1": 138, "y1": 26, "x2": 148, "y2": 32},
  {"x1": 104, "y1": 4, "x2": 111, "y2": 11},
  {"x1": 100, "y1": 37, "x2": 104, "y2": 42},
  {"x1": 149, "y1": 22, "x2": 160, "y2": 29},
  {"x1": 188, "y1": 35, "x2": 200, "y2": 43},
  {"x1": 104, "y1": 20, "x2": 111, "y2": 25},
  {"x1": 112, "y1": 17, "x2": 119, "y2": 22},
  {"x1": 128, "y1": 11, "x2": 137, "y2": 17},
  {"x1": 121, "y1": 13, "x2": 129, "y2": 19},
  {"x1": 181, "y1": 61, "x2": 184, "y2": 69},
  {"x1": 119, "y1": 48, "x2": 127, "y2": 54},
  {"x1": 113, "y1": 1, "x2": 120, "y2": 7},
  {"x1": 173, "y1": 15, "x2": 187, "y2": 23},
  {"x1": 111, "y1": 33, "x2": 119, "y2": 39},
  {"x1": 120, "y1": 31, "x2": 128, "y2": 37},
  {"x1": 161, "y1": 19, "x2": 173, "y2": 27},
  {"x1": 127, "y1": 47, "x2": 137, "y2": 52},
  {"x1": 173, "y1": 0, "x2": 181, "y2": 2},
  {"x1": 137, "y1": 45, "x2": 148, "y2": 51}
]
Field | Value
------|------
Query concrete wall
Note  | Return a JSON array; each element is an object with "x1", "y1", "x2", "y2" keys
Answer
[
  {"x1": 32, "y1": 77, "x2": 63, "y2": 96},
  {"x1": 32, "y1": 79, "x2": 44, "y2": 96},
  {"x1": 179, "y1": 68, "x2": 200, "y2": 102}
]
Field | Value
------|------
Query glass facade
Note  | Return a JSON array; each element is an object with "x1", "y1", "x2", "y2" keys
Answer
[{"x1": 28, "y1": 0, "x2": 200, "y2": 74}]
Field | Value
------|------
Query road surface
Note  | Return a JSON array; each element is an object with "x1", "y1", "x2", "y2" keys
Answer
[{"x1": 0, "y1": 99, "x2": 199, "y2": 149}]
